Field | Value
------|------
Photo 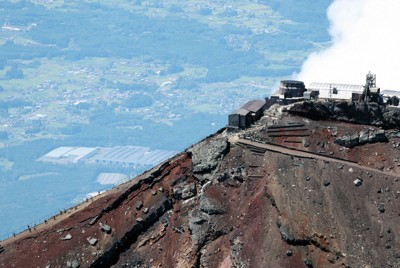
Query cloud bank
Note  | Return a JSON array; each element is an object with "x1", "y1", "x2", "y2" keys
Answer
[{"x1": 296, "y1": 0, "x2": 400, "y2": 90}]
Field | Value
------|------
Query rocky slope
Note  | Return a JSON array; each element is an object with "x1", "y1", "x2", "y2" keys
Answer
[
  {"x1": 288, "y1": 100, "x2": 400, "y2": 128},
  {"x1": 1, "y1": 101, "x2": 400, "y2": 268}
]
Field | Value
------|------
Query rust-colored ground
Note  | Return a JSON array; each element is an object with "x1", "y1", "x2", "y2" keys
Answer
[{"x1": 1, "y1": 107, "x2": 400, "y2": 268}]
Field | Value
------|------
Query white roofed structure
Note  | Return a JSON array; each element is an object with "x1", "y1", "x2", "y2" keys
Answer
[
  {"x1": 90, "y1": 146, "x2": 178, "y2": 166},
  {"x1": 308, "y1": 82, "x2": 364, "y2": 100},
  {"x1": 38, "y1": 145, "x2": 177, "y2": 166},
  {"x1": 39, "y1": 147, "x2": 98, "y2": 164}
]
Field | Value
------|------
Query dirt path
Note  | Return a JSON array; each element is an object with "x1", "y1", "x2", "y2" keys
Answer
[{"x1": 237, "y1": 138, "x2": 400, "y2": 178}]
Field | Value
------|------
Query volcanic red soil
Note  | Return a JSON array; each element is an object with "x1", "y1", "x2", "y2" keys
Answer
[{"x1": 1, "y1": 101, "x2": 400, "y2": 268}]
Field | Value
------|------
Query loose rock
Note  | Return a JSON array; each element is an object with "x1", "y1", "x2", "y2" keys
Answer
[
  {"x1": 200, "y1": 195, "x2": 226, "y2": 215},
  {"x1": 335, "y1": 129, "x2": 388, "y2": 148},
  {"x1": 378, "y1": 203, "x2": 386, "y2": 213},
  {"x1": 71, "y1": 260, "x2": 80, "y2": 268},
  {"x1": 99, "y1": 222, "x2": 111, "y2": 234},
  {"x1": 61, "y1": 234, "x2": 72, "y2": 241},
  {"x1": 67, "y1": 260, "x2": 80, "y2": 268},
  {"x1": 304, "y1": 258, "x2": 313, "y2": 268},
  {"x1": 88, "y1": 237, "x2": 98, "y2": 246},
  {"x1": 136, "y1": 201, "x2": 143, "y2": 210},
  {"x1": 173, "y1": 183, "x2": 197, "y2": 200},
  {"x1": 354, "y1": 179, "x2": 363, "y2": 186},
  {"x1": 190, "y1": 137, "x2": 229, "y2": 177},
  {"x1": 89, "y1": 215, "x2": 100, "y2": 226}
]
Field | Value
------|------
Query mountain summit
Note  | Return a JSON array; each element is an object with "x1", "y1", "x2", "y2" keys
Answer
[{"x1": 1, "y1": 100, "x2": 400, "y2": 268}]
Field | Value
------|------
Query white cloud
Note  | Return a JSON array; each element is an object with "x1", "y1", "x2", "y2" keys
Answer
[{"x1": 296, "y1": 0, "x2": 400, "y2": 90}]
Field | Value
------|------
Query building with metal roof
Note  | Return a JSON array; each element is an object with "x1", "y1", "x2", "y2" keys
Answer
[
  {"x1": 228, "y1": 99, "x2": 267, "y2": 129},
  {"x1": 308, "y1": 82, "x2": 364, "y2": 100},
  {"x1": 38, "y1": 146, "x2": 178, "y2": 166},
  {"x1": 279, "y1": 80, "x2": 306, "y2": 98},
  {"x1": 228, "y1": 109, "x2": 251, "y2": 129},
  {"x1": 39, "y1": 147, "x2": 98, "y2": 164},
  {"x1": 90, "y1": 146, "x2": 178, "y2": 167},
  {"x1": 241, "y1": 100, "x2": 267, "y2": 113}
]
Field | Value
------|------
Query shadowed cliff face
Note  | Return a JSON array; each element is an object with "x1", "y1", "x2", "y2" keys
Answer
[
  {"x1": 1, "y1": 102, "x2": 400, "y2": 268},
  {"x1": 288, "y1": 100, "x2": 400, "y2": 129}
]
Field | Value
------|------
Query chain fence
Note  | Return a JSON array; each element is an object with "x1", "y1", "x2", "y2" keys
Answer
[
  {"x1": 0, "y1": 183, "x2": 116, "y2": 242},
  {"x1": 0, "y1": 148, "x2": 183, "y2": 243}
]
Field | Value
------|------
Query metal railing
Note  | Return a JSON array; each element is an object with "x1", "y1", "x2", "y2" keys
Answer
[
  {"x1": 0, "y1": 152, "x2": 181, "y2": 242},
  {"x1": 0, "y1": 184, "x2": 115, "y2": 242}
]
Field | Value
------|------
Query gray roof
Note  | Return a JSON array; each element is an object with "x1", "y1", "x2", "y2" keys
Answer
[
  {"x1": 308, "y1": 82, "x2": 364, "y2": 92},
  {"x1": 91, "y1": 146, "x2": 178, "y2": 165},
  {"x1": 281, "y1": 80, "x2": 305, "y2": 86},
  {"x1": 308, "y1": 82, "x2": 364, "y2": 100},
  {"x1": 231, "y1": 108, "x2": 250, "y2": 116},
  {"x1": 241, "y1": 99, "x2": 266, "y2": 112},
  {"x1": 44, "y1": 147, "x2": 97, "y2": 159}
]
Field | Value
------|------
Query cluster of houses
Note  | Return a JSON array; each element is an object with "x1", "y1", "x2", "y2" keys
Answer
[{"x1": 228, "y1": 73, "x2": 400, "y2": 130}]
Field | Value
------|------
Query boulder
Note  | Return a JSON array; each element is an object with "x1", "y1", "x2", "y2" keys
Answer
[
  {"x1": 67, "y1": 260, "x2": 80, "y2": 268},
  {"x1": 173, "y1": 183, "x2": 196, "y2": 200},
  {"x1": 189, "y1": 137, "x2": 229, "y2": 176},
  {"x1": 89, "y1": 215, "x2": 100, "y2": 226},
  {"x1": 288, "y1": 101, "x2": 400, "y2": 129},
  {"x1": 88, "y1": 237, "x2": 98, "y2": 246},
  {"x1": 335, "y1": 130, "x2": 388, "y2": 148},
  {"x1": 378, "y1": 203, "x2": 386, "y2": 213},
  {"x1": 136, "y1": 201, "x2": 143, "y2": 210},
  {"x1": 61, "y1": 234, "x2": 72, "y2": 241},
  {"x1": 99, "y1": 222, "x2": 111, "y2": 234},
  {"x1": 354, "y1": 179, "x2": 362, "y2": 187},
  {"x1": 200, "y1": 194, "x2": 226, "y2": 215}
]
